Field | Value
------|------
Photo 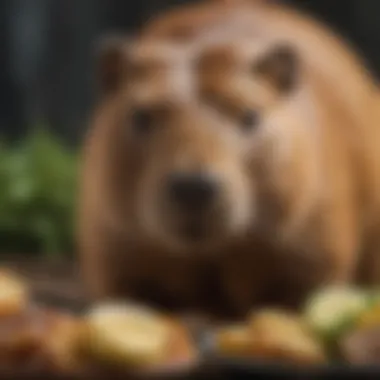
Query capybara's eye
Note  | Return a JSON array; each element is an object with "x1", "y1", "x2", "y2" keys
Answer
[
  {"x1": 240, "y1": 110, "x2": 259, "y2": 132},
  {"x1": 131, "y1": 108, "x2": 155, "y2": 134}
]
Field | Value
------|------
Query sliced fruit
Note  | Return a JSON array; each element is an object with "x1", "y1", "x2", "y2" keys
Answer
[
  {"x1": 0, "y1": 269, "x2": 29, "y2": 317},
  {"x1": 247, "y1": 309, "x2": 326, "y2": 365},
  {"x1": 146, "y1": 318, "x2": 197, "y2": 372},
  {"x1": 83, "y1": 302, "x2": 172, "y2": 368},
  {"x1": 303, "y1": 286, "x2": 367, "y2": 341},
  {"x1": 215, "y1": 324, "x2": 252, "y2": 357}
]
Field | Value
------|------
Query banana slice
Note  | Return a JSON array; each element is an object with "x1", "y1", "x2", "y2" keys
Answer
[
  {"x1": 304, "y1": 286, "x2": 367, "y2": 341},
  {"x1": 247, "y1": 309, "x2": 326, "y2": 365},
  {"x1": 83, "y1": 302, "x2": 172, "y2": 368},
  {"x1": 0, "y1": 269, "x2": 28, "y2": 317}
]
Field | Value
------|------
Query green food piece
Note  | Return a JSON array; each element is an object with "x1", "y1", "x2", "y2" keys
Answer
[
  {"x1": 0, "y1": 128, "x2": 78, "y2": 255},
  {"x1": 304, "y1": 286, "x2": 368, "y2": 343},
  {"x1": 366, "y1": 288, "x2": 380, "y2": 308}
]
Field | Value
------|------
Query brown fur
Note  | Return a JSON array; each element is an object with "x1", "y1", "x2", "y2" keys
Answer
[{"x1": 77, "y1": 0, "x2": 380, "y2": 318}]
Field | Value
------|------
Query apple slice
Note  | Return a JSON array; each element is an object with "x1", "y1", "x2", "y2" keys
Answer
[
  {"x1": 83, "y1": 302, "x2": 172, "y2": 368},
  {"x1": 0, "y1": 269, "x2": 29, "y2": 317}
]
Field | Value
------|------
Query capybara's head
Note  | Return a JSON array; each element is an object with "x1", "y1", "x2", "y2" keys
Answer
[{"x1": 96, "y1": 34, "x2": 301, "y2": 253}]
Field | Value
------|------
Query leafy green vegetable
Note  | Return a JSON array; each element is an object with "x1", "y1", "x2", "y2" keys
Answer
[{"x1": 0, "y1": 129, "x2": 78, "y2": 256}]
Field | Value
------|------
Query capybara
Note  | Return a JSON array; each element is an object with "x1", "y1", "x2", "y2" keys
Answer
[{"x1": 77, "y1": 0, "x2": 380, "y2": 317}]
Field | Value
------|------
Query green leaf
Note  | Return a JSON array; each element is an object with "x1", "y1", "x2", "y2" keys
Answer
[{"x1": 0, "y1": 127, "x2": 78, "y2": 255}]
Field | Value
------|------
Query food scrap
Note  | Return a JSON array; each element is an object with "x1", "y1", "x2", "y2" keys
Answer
[
  {"x1": 215, "y1": 309, "x2": 326, "y2": 365},
  {"x1": 303, "y1": 286, "x2": 368, "y2": 342},
  {"x1": 0, "y1": 269, "x2": 29, "y2": 317},
  {"x1": 0, "y1": 267, "x2": 198, "y2": 375},
  {"x1": 215, "y1": 286, "x2": 380, "y2": 366},
  {"x1": 81, "y1": 302, "x2": 197, "y2": 371},
  {"x1": 3, "y1": 265, "x2": 380, "y2": 371}
]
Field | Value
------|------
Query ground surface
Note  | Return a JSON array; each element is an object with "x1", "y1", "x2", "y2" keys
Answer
[{"x1": 0, "y1": 255, "x2": 87, "y2": 312}]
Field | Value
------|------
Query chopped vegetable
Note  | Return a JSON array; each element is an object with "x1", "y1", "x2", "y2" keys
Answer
[{"x1": 304, "y1": 286, "x2": 368, "y2": 342}]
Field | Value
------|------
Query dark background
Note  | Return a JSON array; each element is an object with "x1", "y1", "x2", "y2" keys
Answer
[{"x1": 0, "y1": 0, "x2": 379, "y2": 256}]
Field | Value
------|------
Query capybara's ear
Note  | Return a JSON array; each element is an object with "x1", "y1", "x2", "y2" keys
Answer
[
  {"x1": 253, "y1": 44, "x2": 300, "y2": 94},
  {"x1": 95, "y1": 34, "x2": 131, "y2": 95}
]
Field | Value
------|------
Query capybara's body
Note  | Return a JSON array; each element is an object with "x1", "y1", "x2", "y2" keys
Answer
[{"x1": 77, "y1": 0, "x2": 380, "y2": 317}]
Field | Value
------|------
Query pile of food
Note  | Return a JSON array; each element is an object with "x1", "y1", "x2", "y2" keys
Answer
[
  {"x1": 2, "y1": 266, "x2": 380, "y2": 375},
  {"x1": 215, "y1": 286, "x2": 380, "y2": 366},
  {"x1": 0, "y1": 268, "x2": 197, "y2": 376}
]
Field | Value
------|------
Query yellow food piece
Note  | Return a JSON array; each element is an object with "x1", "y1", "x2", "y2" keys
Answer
[
  {"x1": 216, "y1": 324, "x2": 252, "y2": 357},
  {"x1": 83, "y1": 302, "x2": 172, "y2": 368},
  {"x1": 356, "y1": 305, "x2": 380, "y2": 329},
  {"x1": 247, "y1": 309, "x2": 326, "y2": 365},
  {"x1": 0, "y1": 269, "x2": 29, "y2": 317},
  {"x1": 42, "y1": 311, "x2": 88, "y2": 372},
  {"x1": 145, "y1": 318, "x2": 197, "y2": 371}
]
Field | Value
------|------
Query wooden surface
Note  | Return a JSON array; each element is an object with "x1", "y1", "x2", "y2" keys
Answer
[{"x1": 0, "y1": 256, "x2": 88, "y2": 311}]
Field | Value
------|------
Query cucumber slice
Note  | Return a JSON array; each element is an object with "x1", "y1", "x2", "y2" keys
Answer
[{"x1": 304, "y1": 287, "x2": 368, "y2": 341}]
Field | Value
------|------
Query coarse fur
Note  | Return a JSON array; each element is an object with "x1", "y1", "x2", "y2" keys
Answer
[{"x1": 77, "y1": 0, "x2": 380, "y2": 317}]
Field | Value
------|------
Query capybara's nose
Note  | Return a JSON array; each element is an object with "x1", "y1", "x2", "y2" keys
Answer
[{"x1": 167, "y1": 172, "x2": 218, "y2": 212}]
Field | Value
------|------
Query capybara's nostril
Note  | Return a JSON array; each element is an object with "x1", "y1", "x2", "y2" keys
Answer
[{"x1": 167, "y1": 172, "x2": 218, "y2": 212}]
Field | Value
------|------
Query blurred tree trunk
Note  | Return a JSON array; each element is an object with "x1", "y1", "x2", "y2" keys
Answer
[
  {"x1": 42, "y1": 0, "x2": 201, "y2": 146},
  {"x1": 0, "y1": 0, "x2": 29, "y2": 143},
  {"x1": 8, "y1": 0, "x2": 51, "y2": 130},
  {"x1": 42, "y1": 0, "x2": 105, "y2": 146},
  {"x1": 2, "y1": 0, "x2": 380, "y2": 147}
]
